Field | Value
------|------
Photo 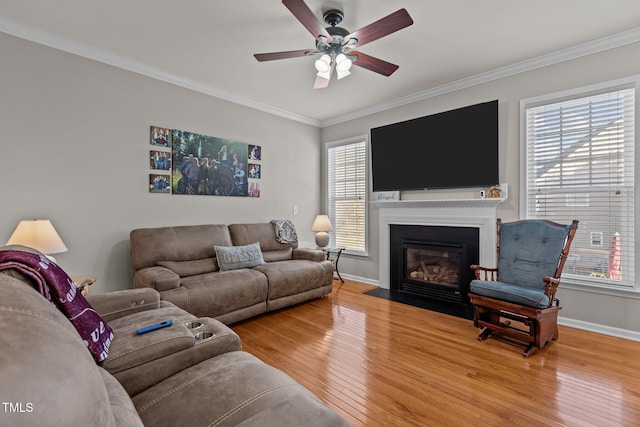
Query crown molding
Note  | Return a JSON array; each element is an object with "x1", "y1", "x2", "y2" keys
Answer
[
  {"x1": 2, "y1": 16, "x2": 639, "y2": 129},
  {"x1": 0, "y1": 17, "x2": 322, "y2": 127},
  {"x1": 319, "y1": 26, "x2": 640, "y2": 128}
]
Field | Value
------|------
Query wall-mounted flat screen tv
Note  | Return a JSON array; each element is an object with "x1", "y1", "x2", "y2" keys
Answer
[{"x1": 370, "y1": 100, "x2": 499, "y2": 191}]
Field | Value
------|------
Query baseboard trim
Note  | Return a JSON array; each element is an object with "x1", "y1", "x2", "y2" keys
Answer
[
  {"x1": 344, "y1": 275, "x2": 640, "y2": 342},
  {"x1": 558, "y1": 317, "x2": 640, "y2": 342},
  {"x1": 339, "y1": 273, "x2": 380, "y2": 287}
]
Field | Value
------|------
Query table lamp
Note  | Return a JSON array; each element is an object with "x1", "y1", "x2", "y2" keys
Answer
[
  {"x1": 311, "y1": 215, "x2": 332, "y2": 248},
  {"x1": 6, "y1": 219, "x2": 68, "y2": 262}
]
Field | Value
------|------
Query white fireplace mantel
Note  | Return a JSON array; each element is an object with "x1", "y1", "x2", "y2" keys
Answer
[
  {"x1": 375, "y1": 198, "x2": 505, "y2": 289},
  {"x1": 372, "y1": 198, "x2": 505, "y2": 209}
]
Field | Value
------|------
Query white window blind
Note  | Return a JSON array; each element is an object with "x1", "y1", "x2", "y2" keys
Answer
[
  {"x1": 524, "y1": 86, "x2": 635, "y2": 287},
  {"x1": 327, "y1": 139, "x2": 367, "y2": 255}
]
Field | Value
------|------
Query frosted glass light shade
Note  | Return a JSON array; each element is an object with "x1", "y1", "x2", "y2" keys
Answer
[
  {"x1": 335, "y1": 54, "x2": 352, "y2": 72},
  {"x1": 6, "y1": 220, "x2": 68, "y2": 255},
  {"x1": 314, "y1": 54, "x2": 331, "y2": 73}
]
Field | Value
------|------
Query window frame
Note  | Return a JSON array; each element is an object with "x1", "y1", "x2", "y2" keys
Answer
[
  {"x1": 323, "y1": 135, "x2": 369, "y2": 258},
  {"x1": 519, "y1": 76, "x2": 639, "y2": 297}
]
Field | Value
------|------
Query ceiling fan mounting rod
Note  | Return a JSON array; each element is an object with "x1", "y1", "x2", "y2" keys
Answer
[{"x1": 323, "y1": 9, "x2": 344, "y2": 27}]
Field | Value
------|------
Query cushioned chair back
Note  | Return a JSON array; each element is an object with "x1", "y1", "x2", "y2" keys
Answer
[{"x1": 497, "y1": 220, "x2": 572, "y2": 290}]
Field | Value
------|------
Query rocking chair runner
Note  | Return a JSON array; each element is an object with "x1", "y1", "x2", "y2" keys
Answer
[{"x1": 469, "y1": 218, "x2": 579, "y2": 357}]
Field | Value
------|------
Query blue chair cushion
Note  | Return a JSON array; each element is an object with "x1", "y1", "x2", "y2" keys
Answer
[
  {"x1": 497, "y1": 220, "x2": 572, "y2": 291},
  {"x1": 470, "y1": 279, "x2": 550, "y2": 309}
]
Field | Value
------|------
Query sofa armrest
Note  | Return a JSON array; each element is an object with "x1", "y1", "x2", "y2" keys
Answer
[
  {"x1": 133, "y1": 266, "x2": 180, "y2": 292},
  {"x1": 292, "y1": 248, "x2": 325, "y2": 262},
  {"x1": 86, "y1": 288, "x2": 161, "y2": 322}
]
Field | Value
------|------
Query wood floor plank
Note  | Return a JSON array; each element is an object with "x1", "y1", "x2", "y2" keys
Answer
[{"x1": 232, "y1": 280, "x2": 640, "y2": 426}]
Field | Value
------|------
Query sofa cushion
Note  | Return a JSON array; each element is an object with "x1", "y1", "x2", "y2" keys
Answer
[
  {"x1": 130, "y1": 224, "x2": 232, "y2": 270},
  {"x1": 179, "y1": 269, "x2": 269, "y2": 318},
  {"x1": 470, "y1": 279, "x2": 550, "y2": 309},
  {"x1": 0, "y1": 249, "x2": 114, "y2": 363},
  {"x1": 134, "y1": 266, "x2": 181, "y2": 292},
  {"x1": 0, "y1": 276, "x2": 119, "y2": 427},
  {"x1": 101, "y1": 315, "x2": 197, "y2": 373},
  {"x1": 132, "y1": 351, "x2": 351, "y2": 427},
  {"x1": 229, "y1": 223, "x2": 298, "y2": 252},
  {"x1": 99, "y1": 368, "x2": 144, "y2": 427},
  {"x1": 255, "y1": 260, "x2": 333, "y2": 300},
  {"x1": 158, "y1": 257, "x2": 219, "y2": 277},
  {"x1": 215, "y1": 242, "x2": 265, "y2": 271},
  {"x1": 262, "y1": 248, "x2": 293, "y2": 262}
]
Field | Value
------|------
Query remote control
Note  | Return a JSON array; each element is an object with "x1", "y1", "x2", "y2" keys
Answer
[{"x1": 136, "y1": 320, "x2": 173, "y2": 335}]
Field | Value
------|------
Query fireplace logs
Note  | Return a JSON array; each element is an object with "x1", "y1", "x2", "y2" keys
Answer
[{"x1": 407, "y1": 252, "x2": 459, "y2": 286}]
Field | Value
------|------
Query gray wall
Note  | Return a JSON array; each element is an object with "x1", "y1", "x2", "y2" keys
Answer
[
  {"x1": 3, "y1": 29, "x2": 640, "y2": 337},
  {"x1": 0, "y1": 33, "x2": 321, "y2": 294},
  {"x1": 322, "y1": 41, "x2": 640, "y2": 337}
]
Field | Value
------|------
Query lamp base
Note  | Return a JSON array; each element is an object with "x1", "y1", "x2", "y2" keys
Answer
[{"x1": 315, "y1": 232, "x2": 329, "y2": 248}]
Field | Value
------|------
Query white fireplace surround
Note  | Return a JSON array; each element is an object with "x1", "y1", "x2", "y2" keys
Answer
[{"x1": 376, "y1": 199, "x2": 505, "y2": 289}]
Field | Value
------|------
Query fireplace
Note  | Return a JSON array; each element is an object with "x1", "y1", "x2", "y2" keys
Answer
[
  {"x1": 375, "y1": 198, "x2": 503, "y2": 317},
  {"x1": 390, "y1": 224, "x2": 479, "y2": 305}
]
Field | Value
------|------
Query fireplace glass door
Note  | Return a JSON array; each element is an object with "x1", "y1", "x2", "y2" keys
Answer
[{"x1": 404, "y1": 244, "x2": 462, "y2": 288}]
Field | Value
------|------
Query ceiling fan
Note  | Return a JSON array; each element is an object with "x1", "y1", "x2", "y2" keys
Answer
[{"x1": 254, "y1": 0, "x2": 414, "y2": 89}]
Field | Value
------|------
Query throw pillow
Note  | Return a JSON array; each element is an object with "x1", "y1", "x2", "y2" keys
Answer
[{"x1": 214, "y1": 242, "x2": 265, "y2": 271}]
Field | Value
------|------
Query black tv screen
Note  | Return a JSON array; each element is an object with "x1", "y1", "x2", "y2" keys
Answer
[{"x1": 370, "y1": 100, "x2": 499, "y2": 191}]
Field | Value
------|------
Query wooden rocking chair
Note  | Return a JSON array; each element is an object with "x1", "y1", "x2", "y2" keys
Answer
[{"x1": 469, "y1": 218, "x2": 578, "y2": 357}]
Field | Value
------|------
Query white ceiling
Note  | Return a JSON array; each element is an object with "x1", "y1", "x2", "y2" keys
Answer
[{"x1": 2, "y1": 1, "x2": 640, "y2": 127}]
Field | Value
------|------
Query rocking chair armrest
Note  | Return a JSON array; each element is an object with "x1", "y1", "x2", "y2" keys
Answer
[
  {"x1": 470, "y1": 265, "x2": 498, "y2": 281},
  {"x1": 543, "y1": 276, "x2": 560, "y2": 285},
  {"x1": 543, "y1": 276, "x2": 561, "y2": 306}
]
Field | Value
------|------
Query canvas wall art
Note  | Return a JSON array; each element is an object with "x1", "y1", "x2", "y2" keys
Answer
[
  {"x1": 150, "y1": 150, "x2": 171, "y2": 170},
  {"x1": 149, "y1": 174, "x2": 170, "y2": 193},
  {"x1": 171, "y1": 129, "x2": 253, "y2": 197},
  {"x1": 150, "y1": 126, "x2": 172, "y2": 147}
]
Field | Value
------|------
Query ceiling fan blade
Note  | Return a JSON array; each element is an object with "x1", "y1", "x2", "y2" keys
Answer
[
  {"x1": 313, "y1": 75, "x2": 330, "y2": 89},
  {"x1": 345, "y1": 8, "x2": 413, "y2": 48},
  {"x1": 282, "y1": 0, "x2": 333, "y2": 43},
  {"x1": 351, "y1": 52, "x2": 399, "y2": 76},
  {"x1": 254, "y1": 49, "x2": 317, "y2": 62}
]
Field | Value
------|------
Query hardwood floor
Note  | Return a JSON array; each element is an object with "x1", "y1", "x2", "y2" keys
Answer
[{"x1": 232, "y1": 280, "x2": 640, "y2": 426}]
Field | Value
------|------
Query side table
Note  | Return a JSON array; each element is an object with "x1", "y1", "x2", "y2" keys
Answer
[
  {"x1": 323, "y1": 247, "x2": 345, "y2": 283},
  {"x1": 71, "y1": 275, "x2": 96, "y2": 296}
]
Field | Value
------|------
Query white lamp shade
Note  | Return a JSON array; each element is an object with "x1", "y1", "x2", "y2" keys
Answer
[
  {"x1": 311, "y1": 215, "x2": 332, "y2": 232},
  {"x1": 6, "y1": 220, "x2": 68, "y2": 255}
]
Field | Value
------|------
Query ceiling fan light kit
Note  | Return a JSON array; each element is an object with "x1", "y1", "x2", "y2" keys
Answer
[
  {"x1": 335, "y1": 54, "x2": 352, "y2": 79},
  {"x1": 254, "y1": 0, "x2": 414, "y2": 89},
  {"x1": 314, "y1": 54, "x2": 332, "y2": 73}
]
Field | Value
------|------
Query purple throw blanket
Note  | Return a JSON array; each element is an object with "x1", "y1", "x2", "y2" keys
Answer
[{"x1": 0, "y1": 250, "x2": 114, "y2": 362}]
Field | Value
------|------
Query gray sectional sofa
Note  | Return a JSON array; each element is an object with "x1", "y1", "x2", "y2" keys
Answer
[
  {"x1": 0, "y1": 245, "x2": 351, "y2": 427},
  {"x1": 130, "y1": 222, "x2": 334, "y2": 324}
]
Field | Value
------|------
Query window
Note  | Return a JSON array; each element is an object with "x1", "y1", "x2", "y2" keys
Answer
[
  {"x1": 522, "y1": 81, "x2": 635, "y2": 288},
  {"x1": 326, "y1": 137, "x2": 368, "y2": 256}
]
